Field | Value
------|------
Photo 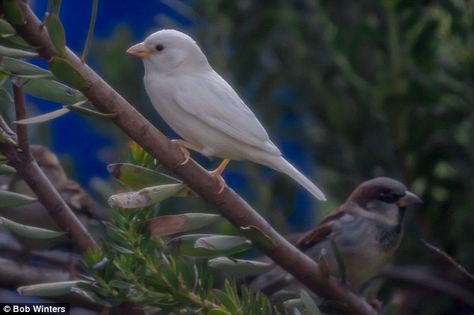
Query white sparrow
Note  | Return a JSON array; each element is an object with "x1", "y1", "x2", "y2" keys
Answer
[
  {"x1": 126, "y1": 29, "x2": 325, "y2": 200},
  {"x1": 250, "y1": 177, "x2": 422, "y2": 294}
]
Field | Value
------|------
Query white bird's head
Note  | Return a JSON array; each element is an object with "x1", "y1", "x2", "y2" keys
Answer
[{"x1": 126, "y1": 29, "x2": 210, "y2": 74}]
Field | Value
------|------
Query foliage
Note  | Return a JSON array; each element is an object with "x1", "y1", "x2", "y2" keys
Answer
[
  {"x1": 1, "y1": 1, "x2": 473, "y2": 314},
  {"x1": 187, "y1": 1, "x2": 474, "y2": 314}
]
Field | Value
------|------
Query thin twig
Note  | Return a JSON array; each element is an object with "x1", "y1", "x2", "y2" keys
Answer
[
  {"x1": 81, "y1": 0, "x2": 98, "y2": 63},
  {"x1": 12, "y1": 79, "x2": 29, "y2": 155},
  {"x1": 381, "y1": 264, "x2": 474, "y2": 308},
  {"x1": 421, "y1": 238, "x2": 474, "y2": 282}
]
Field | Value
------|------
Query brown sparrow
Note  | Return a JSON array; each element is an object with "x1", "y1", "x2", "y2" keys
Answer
[
  {"x1": 250, "y1": 177, "x2": 422, "y2": 294},
  {"x1": 0, "y1": 145, "x2": 109, "y2": 250}
]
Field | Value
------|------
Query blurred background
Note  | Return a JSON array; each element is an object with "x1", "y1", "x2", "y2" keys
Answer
[{"x1": 1, "y1": 0, "x2": 473, "y2": 314}]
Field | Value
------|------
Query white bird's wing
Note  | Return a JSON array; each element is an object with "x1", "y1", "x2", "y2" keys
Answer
[{"x1": 174, "y1": 71, "x2": 281, "y2": 155}]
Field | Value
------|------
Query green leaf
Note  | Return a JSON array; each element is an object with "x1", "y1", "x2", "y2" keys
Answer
[
  {"x1": 147, "y1": 213, "x2": 222, "y2": 237},
  {"x1": 49, "y1": 56, "x2": 91, "y2": 90},
  {"x1": 107, "y1": 183, "x2": 185, "y2": 209},
  {"x1": 66, "y1": 102, "x2": 117, "y2": 118},
  {"x1": 0, "y1": 45, "x2": 37, "y2": 58},
  {"x1": 3, "y1": 0, "x2": 25, "y2": 25},
  {"x1": 18, "y1": 280, "x2": 88, "y2": 297},
  {"x1": 0, "y1": 163, "x2": 15, "y2": 174},
  {"x1": 208, "y1": 257, "x2": 273, "y2": 276},
  {"x1": 168, "y1": 234, "x2": 251, "y2": 258},
  {"x1": 0, "y1": 57, "x2": 52, "y2": 78},
  {"x1": 45, "y1": 13, "x2": 66, "y2": 56},
  {"x1": 212, "y1": 289, "x2": 237, "y2": 313},
  {"x1": 299, "y1": 290, "x2": 321, "y2": 315},
  {"x1": 49, "y1": 0, "x2": 62, "y2": 15},
  {"x1": 240, "y1": 225, "x2": 276, "y2": 250},
  {"x1": 283, "y1": 298, "x2": 304, "y2": 312},
  {"x1": 23, "y1": 78, "x2": 84, "y2": 104},
  {"x1": 0, "y1": 18, "x2": 16, "y2": 36},
  {"x1": 14, "y1": 107, "x2": 70, "y2": 125},
  {"x1": 209, "y1": 309, "x2": 232, "y2": 315},
  {"x1": 108, "y1": 280, "x2": 131, "y2": 289},
  {"x1": 0, "y1": 190, "x2": 36, "y2": 207},
  {"x1": 0, "y1": 88, "x2": 13, "y2": 106},
  {"x1": 0, "y1": 34, "x2": 31, "y2": 50},
  {"x1": 70, "y1": 287, "x2": 114, "y2": 307},
  {"x1": 107, "y1": 163, "x2": 179, "y2": 189},
  {"x1": 0, "y1": 216, "x2": 66, "y2": 239}
]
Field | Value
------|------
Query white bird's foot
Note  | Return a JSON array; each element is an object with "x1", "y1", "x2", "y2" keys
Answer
[
  {"x1": 171, "y1": 139, "x2": 200, "y2": 166},
  {"x1": 209, "y1": 159, "x2": 230, "y2": 194},
  {"x1": 211, "y1": 174, "x2": 226, "y2": 194}
]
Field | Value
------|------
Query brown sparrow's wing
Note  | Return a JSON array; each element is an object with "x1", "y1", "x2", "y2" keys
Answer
[{"x1": 296, "y1": 204, "x2": 348, "y2": 251}]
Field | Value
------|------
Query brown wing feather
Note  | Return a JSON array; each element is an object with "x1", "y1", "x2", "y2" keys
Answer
[{"x1": 296, "y1": 204, "x2": 348, "y2": 251}]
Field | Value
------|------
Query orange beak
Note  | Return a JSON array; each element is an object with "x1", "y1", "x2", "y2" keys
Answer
[{"x1": 126, "y1": 42, "x2": 151, "y2": 58}]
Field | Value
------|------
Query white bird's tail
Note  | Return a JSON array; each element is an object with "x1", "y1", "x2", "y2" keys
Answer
[{"x1": 267, "y1": 157, "x2": 326, "y2": 201}]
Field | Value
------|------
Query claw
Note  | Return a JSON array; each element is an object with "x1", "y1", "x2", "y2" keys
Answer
[
  {"x1": 178, "y1": 146, "x2": 190, "y2": 166},
  {"x1": 209, "y1": 159, "x2": 230, "y2": 194},
  {"x1": 171, "y1": 139, "x2": 193, "y2": 166},
  {"x1": 211, "y1": 174, "x2": 226, "y2": 194}
]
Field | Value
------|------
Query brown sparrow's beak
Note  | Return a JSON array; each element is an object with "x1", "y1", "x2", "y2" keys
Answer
[
  {"x1": 397, "y1": 191, "x2": 422, "y2": 208},
  {"x1": 126, "y1": 42, "x2": 151, "y2": 58}
]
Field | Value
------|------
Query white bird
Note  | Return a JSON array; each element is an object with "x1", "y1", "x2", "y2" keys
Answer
[{"x1": 127, "y1": 29, "x2": 325, "y2": 200}]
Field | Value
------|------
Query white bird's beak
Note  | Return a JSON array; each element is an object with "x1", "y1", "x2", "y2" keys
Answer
[{"x1": 126, "y1": 42, "x2": 151, "y2": 58}]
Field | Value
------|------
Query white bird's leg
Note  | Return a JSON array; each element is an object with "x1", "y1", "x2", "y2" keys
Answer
[
  {"x1": 171, "y1": 139, "x2": 201, "y2": 166},
  {"x1": 209, "y1": 159, "x2": 230, "y2": 194}
]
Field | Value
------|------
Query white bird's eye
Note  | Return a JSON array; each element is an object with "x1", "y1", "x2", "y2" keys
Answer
[{"x1": 155, "y1": 44, "x2": 164, "y2": 52}]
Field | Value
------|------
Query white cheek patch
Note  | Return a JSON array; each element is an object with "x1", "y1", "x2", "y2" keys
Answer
[
  {"x1": 163, "y1": 49, "x2": 186, "y2": 68},
  {"x1": 351, "y1": 202, "x2": 399, "y2": 225}
]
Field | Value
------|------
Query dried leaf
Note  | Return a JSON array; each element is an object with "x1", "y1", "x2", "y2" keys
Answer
[
  {"x1": 107, "y1": 183, "x2": 185, "y2": 209},
  {"x1": 147, "y1": 213, "x2": 221, "y2": 237}
]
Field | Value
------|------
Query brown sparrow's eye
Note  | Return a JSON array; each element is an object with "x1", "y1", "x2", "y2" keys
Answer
[
  {"x1": 379, "y1": 191, "x2": 403, "y2": 203},
  {"x1": 155, "y1": 44, "x2": 164, "y2": 52}
]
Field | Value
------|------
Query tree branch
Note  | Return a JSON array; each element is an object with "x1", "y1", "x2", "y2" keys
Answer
[
  {"x1": 12, "y1": 79, "x2": 29, "y2": 155},
  {"x1": 0, "y1": 86, "x2": 98, "y2": 253},
  {"x1": 4, "y1": 2, "x2": 377, "y2": 314},
  {"x1": 381, "y1": 265, "x2": 474, "y2": 309}
]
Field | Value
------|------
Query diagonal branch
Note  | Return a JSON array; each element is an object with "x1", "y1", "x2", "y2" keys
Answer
[
  {"x1": 12, "y1": 79, "x2": 29, "y2": 155},
  {"x1": 4, "y1": 2, "x2": 377, "y2": 314}
]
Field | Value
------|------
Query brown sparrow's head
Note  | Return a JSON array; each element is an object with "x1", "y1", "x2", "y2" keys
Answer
[{"x1": 348, "y1": 177, "x2": 422, "y2": 224}]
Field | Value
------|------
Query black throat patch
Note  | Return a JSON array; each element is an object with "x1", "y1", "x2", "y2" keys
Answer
[{"x1": 376, "y1": 223, "x2": 403, "y2": 252}]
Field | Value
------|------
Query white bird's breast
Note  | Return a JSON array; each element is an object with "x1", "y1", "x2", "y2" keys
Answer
[{"x1": 144, "y1": 71, "x2": 280, "y2": 162}]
